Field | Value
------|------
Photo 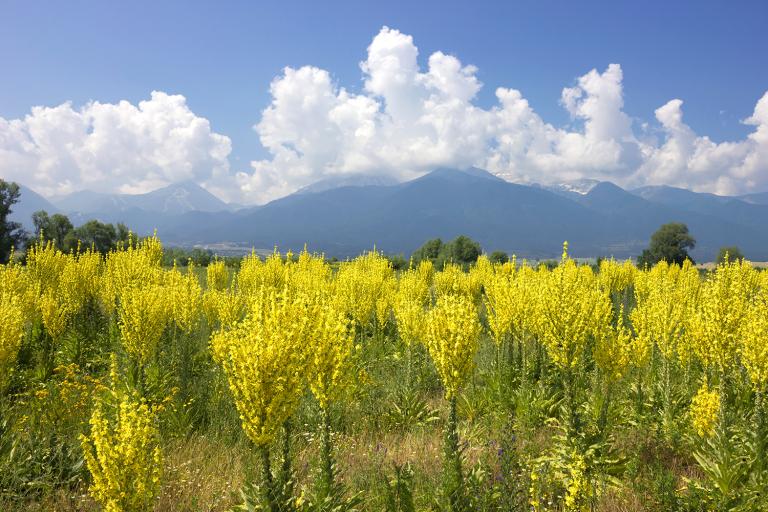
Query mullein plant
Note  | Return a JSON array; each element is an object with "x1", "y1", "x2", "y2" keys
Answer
[
  {"x1": 0, "y1": 291, "x2": 25, "y2": 395},
  {"x1": 26, "y1": 239, "x2": 73, "y2": 379},
  {"x1": 483, "y1": 260, "x2": 536, "y2": 384},
  {"x1": 739, "y1": 284, "x2": 768, "y2": 503},
  {"x1": 333, "y1": 249, "x2": 395, "y2": 334},
  {"x1": 532, "y1": 243, "x2": 609, "y2": 438},
  {"x1": 118, "y1": 283, "x2": 169, "y2": 392},
  {"x1": 423, "y1": 293, "x2": 481, "y2": 512},
  {"x1": 631, "y1": 260, "x2": 700, "y2": 433},
  {"x1": 211, "y1": 287, "x2": 313, "y2": 511},
  {"x1": 306, "y1": 284, "x2": 361, "y2": 507},
  {"x1": 80, "y1": 358, "x2": 163, "y2": 512},
  {"x1": 393, "y1": 264, "x2": 431, "y2": 389},
  {"x1": 528, "y1": 243, "x2": 629, "y2": 510},
  {"x1": 687, "y1": 258, "x2": 766, "y2": 508}
]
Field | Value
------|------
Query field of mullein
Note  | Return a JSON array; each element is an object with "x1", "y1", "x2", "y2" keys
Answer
[{"x1": 2, "y1": 236, "x2": 768, "y2": 512}]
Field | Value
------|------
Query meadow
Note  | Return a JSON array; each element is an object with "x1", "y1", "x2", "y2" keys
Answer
[{"x1": 1, "y1": 236, "x2": 767, "y2": 511}]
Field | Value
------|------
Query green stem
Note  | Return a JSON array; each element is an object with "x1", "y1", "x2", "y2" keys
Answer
[
  {"x1": 445, "y1": 396, "x2": 465, "y2": 511},
  {"x1": 42, "y1": 330, "x2": 55, "y2": 381},
  {"x1": 321, "y1": 406, "x2": 334, "y2": 496},
  {"x1": 564, "y1": 367, "x2": 579, "y2": 440},
  {"x1": 278, "y1": 418, "x2": 294, "y2": 503},
  {"x1": 754, "y1": 389, "x2": 767, "y2": 476},
  {"x1": 261, "y1": 446, "x2": 276, "y2": 512},
  {"x1": 534, "y1": 339, "x2": 543, "y2": 381},
  {"x1": 598, "y1": 380, "x2": 612, "y2": 435},
  {"x1": 662, "y1": 355, "x2": 672, "y2": 440},
  {"x1": 407, "y1": 342, "x2": 414, "y2": 391}
]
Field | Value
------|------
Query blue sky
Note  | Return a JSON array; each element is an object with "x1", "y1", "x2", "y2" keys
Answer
[{"x1": 1, "y1": 0, "x2": 767, "y2": 203}]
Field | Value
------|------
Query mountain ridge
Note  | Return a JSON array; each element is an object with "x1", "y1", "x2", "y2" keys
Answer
[
  {"x1": 10, "y1": 169, "x2": 768, "y2": 260},
  {"x1": 50, "y1": 181, "x2": 231, "y2": 215}
]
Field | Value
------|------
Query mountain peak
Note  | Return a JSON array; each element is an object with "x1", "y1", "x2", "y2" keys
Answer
[
  {"x1": 415, "y1": 166, "x2": 505, "y2": 184},
  {"x1": 536, "y1": 179, "x2": 600, "y2": 198},
  {"x1": 296, "y1": 173, "x2": 400, "y2": 195},
  {"x1": 586, "y1": 181, "x2": 626, "y2": 196}
]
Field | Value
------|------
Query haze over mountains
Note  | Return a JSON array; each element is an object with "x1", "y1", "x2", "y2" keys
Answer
[{"x1": 10, "y1": 168, "x2": 768, "y2": 261}]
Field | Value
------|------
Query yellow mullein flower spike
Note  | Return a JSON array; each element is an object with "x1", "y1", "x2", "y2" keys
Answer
[
  {"x1": 533, "y1": 256, "x2": 609, "y2": 370},
  {"x1": 690, "y1": 381, "x2": 720, "y2": 437},
  {"x1": 688, "y1": 258, "x2": 759, "y2": 371},
  {"x1": 211, "y1": 288, "x2": 312, "y2": 447},
  {"x1": 118, "y1": 285, "x2": 169, "y2": 365},
  {"x1": 740, "y1": 288, "x2": 768, "y2": 391},
  {"x1": 81, "y1": 389, "x2": 163, "y2": 512},
  {"x1": 424, "y1": 294, "x2": 482, "y2": 398},
  {"x1": 308, "y1": 294, "x2": 356, "y2": 409},
  {"x1": 0, "y1": 292, "x2": 25, "y2": 391},
  {"x1": 206, "y1": 259, "x2": 229, "y2": 292}
]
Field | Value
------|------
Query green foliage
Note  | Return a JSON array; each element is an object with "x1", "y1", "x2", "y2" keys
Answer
[
  {"x1": 383, "y1": 388, "x2": 439, "y2": 432},
  {"x1": 716, "y1": 246, "x2": 745, "y2": 265},
  {"x1": 31, "y1": 210, "x2": 130, "y2": 254},
  {"x1": 385, "y1": 254, "x2": 408, "y2": 271},
  {"x1": 162, "y1": 246, "x2": 215, "y2": 267},
  {"x1": 488, "y1": 251, "x2": 508, "y2": 265},
  {"x1": 0, "y1": 180, "x2": 26, "y2": 263},
  {"x1": 67, "y1": 219, "x2": 130, "y2": 253},
  {"x1": 411, "y1": 235, "x2": 482, "y2": 269},
  {"x1": 637, "y1": 222, "x2": 696, "y2": 267},
  {"x1": 383, "y1": 463, "x2": 416, "y2": 512},
  {"x1": 411, "y1": 238, "x2": 443, "y2": 266},
  {"x1": 32, "y1": 211, "x2": 73, "y2": 250},
  {"x1": 488, "y1": 251, "x2": 509, "y2": 263}
]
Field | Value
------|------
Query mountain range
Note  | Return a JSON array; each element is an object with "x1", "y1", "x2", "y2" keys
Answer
[{"x1": 9, "y1": 168, "x2": 768, "y2": 260}]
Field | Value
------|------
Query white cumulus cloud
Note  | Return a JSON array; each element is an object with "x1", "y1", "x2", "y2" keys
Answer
[
  {"x1": 632, "y1": 94, "x2": 768, "y2": 195},
  {"x1": 0, "y1": 91, "x2": 231, "y2": 198},
  {"x1": 238, "y1": 26, "x2": 768, "y2": 203},
  {"x1": 3, "y1": 26, "x2": 767, "y2": 204}
]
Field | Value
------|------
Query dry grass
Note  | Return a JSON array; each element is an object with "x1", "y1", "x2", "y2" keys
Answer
[
  {"x1": 156, "y1": 436, "x2": 246, "y2": 511},
  {"x1": 3, "y1": 435, "x2": 247, "y2": 512},
  {"x1": 3, "y1": 422, "x2": 701, "y2": 512}
]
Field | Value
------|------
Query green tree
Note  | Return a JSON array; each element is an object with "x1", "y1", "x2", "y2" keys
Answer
[
  {"x1": 0, "y1": 180, "x2": 26, "y2": 263},
  {"x1": 412, "y1": 238, "x2": 444, "y2": 265},
  {"x1": 32, "y1": 210, "x2": 74, "y2": 249},
  {"x1": 489, "y1": 250, "x2": 509, "y2": 264},
  {"x1": 716, "y1": 246, "x2": 744, "y2": 265},
  {"x1": 637, "y1": 222, "x2": 696, "y2": 267},
  {"x1": 444, "y1": 235, "x2": 481, "y2": 266},
  {"x1": 411, "y1": 235, "x2": 482, "y2": 269},
  {"x1": 386, "y1": 253, "x2": 408, "y2": 270},
  {"x1": 65, "y1": 220, "x2": 130, "y2": 253}
]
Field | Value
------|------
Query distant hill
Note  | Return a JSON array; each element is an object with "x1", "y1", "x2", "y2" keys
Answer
[
  {"x1": 10, "y1": 169, "x2": 768, "y2": 260},
  {"x1": 9, "y1": 185, "x2": 59, "y2": 232},
  {"x1": 630, "y1": 184, "x2": 768, "y2": 230},
  {"x1": 41, "y1": 181, "x2": 233, "y2": 230},
  {"x1": 738, "y1": 191, "x2": 768, "y2": 205},
  {"x1": 51, "y1": 181, "x2": 231, "y2": 216}
]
